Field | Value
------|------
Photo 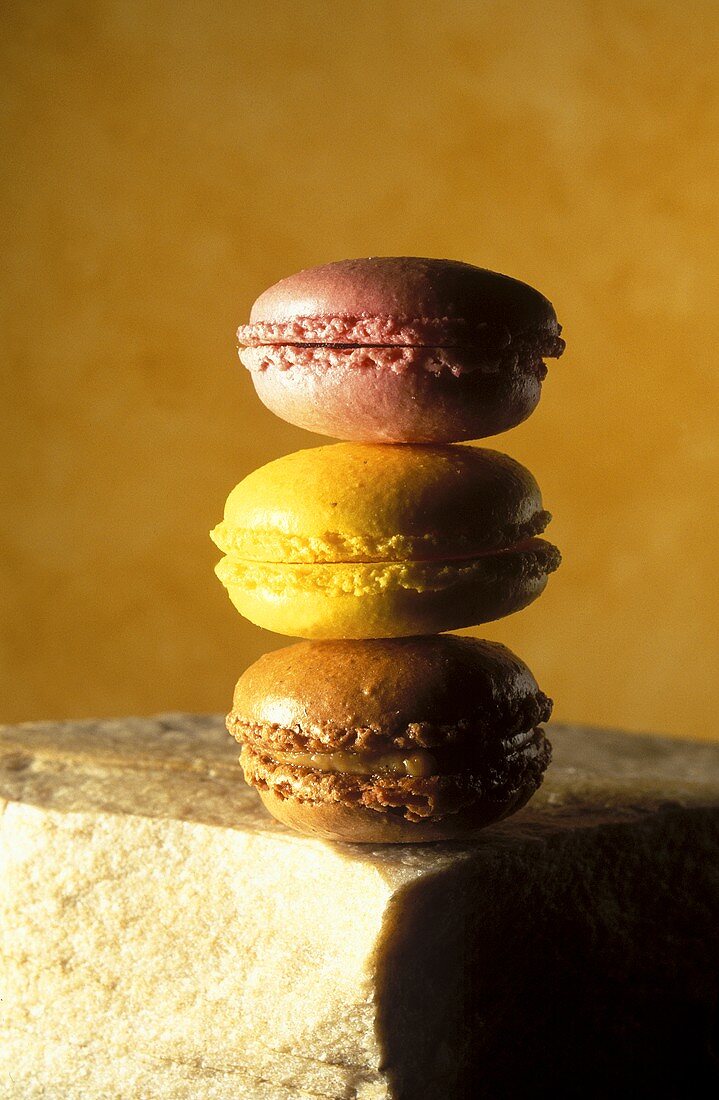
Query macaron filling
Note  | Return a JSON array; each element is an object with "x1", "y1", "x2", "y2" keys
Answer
[
  {"x1": 239, "y1": 727, "x2": 551, "y2": 822},
  {"x1": 214, "y1": 537, "x2": 560, "y2": 600},
  {"x1": 268, "y1": 747, "x2": 440, "y2": 778},
  {"x1": 211, "y1": 512, "x2": 552, "y2": 565},
  {"x1": 249, "y1": 725, "x2": 542, "y2": 778},
  {"x1": 238, "y1": 317, "x2": 563, "y2": 378}
]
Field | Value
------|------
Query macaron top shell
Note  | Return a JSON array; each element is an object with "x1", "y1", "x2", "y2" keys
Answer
[
  {"x1": 228, "y1": 635, "x2": 552, "y2": 755},
  {"x1": 210, "y1": 443, "x2": 551, "y2": 565},
  {"x1": 238, "y1": 257, "x2": 564, "y2": 361}
]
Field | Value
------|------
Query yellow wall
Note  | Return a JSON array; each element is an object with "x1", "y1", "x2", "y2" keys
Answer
[{"x1": 3, "y1": 1, "x2": 718, "y2": 739}]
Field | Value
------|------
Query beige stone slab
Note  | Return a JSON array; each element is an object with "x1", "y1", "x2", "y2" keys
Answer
[{"x1": 1, "y1": 715, "x2": 719, "y2": 1098}]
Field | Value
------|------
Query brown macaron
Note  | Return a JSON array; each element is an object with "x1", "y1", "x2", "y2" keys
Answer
[
  {"x1": 228, "y1": 635, "x2": 553, "y2": 843},
  {"x1": 238, "y1": 257, "x2": 565, "y2": 443}
]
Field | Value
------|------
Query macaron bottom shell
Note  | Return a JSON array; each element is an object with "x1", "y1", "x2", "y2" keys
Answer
[
  {"x1": 254, "y1": 786, "x2": 538, "y2": 843},
  {"x1": 215, "y1": 538, "x2": 560, "y2": 639},
  {"x1": 250, "y1": 355, "x2": 543, "y2": 444},
  {"x1": 242, "y1": 728, "x2": 551, "y2": 844}
]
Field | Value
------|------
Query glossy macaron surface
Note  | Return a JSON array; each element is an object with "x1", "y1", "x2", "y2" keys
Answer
[
  {"x1": 238, "y1": 257, "x2": 564, "y2": 443},
  {"x1": 211, "y1": 443, "x2": 560, "y2": 638}
]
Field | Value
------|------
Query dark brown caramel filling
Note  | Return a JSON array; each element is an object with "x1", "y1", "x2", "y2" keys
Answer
[{"x1": 264, "y1": 727, "x2": 540, "y2": 778}]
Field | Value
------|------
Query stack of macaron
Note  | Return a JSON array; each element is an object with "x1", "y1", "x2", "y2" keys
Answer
[{"x1": 212, "y1": 257, "x2": 564, "y2": 842}]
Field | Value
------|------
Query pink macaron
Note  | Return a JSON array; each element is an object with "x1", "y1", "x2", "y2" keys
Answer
[{"x1": 238, "y1": 257, "x2": 564, "y2": 443}]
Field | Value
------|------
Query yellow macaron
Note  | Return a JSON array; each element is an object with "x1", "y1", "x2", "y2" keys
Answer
[{"x1": 210, "y1": 443, "x2": 560, "y2": 639}]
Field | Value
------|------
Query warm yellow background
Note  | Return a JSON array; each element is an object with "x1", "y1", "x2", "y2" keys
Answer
[{"x1": 3, "y1": 1, "x2": 718, "y2": 738}]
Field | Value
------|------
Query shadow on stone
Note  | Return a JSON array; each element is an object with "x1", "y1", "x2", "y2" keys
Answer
[{"x1": 375, "y1": 806, "x2": 719, "y2": 1099}]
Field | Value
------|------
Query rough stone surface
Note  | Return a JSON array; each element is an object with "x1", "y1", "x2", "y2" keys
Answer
[{"x1": 1, "y1": 715, "x2": 718, "y2": 1099}]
